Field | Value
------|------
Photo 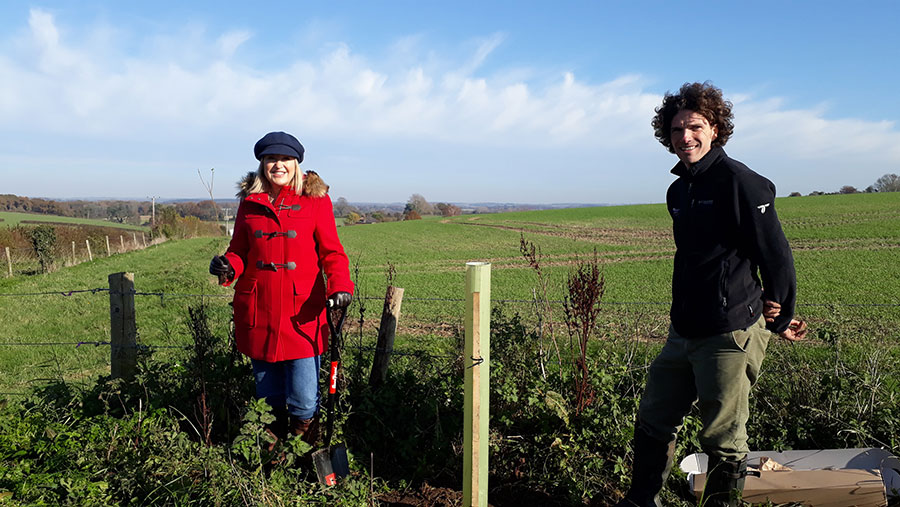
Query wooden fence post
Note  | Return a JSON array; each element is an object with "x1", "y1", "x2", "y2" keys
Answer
[
  {"x1": 109, "y1": 272, "x2": 137, "y2": 380},
  {"x1": 119, "y1": 235, "x2": 125, "y2": 253},
  {"x1": 86, "y1": 240, "x2": 93, "y2": 262},
  {"x1": 141, "y1": 232, "x2": 147, "y2": 247},
  {"x1": 71, "y1": 241, "x2": 76, "y2": 264},
  {"x1": 4, "y1": 247, "x2": 11, "y2": 277},
  {"x1": 106, "y1": 236, "x2": 111, "y2": 257},
  {"x1": 132, "y1": 232, "x2": 138, "y2": 248},
  {"x1": 369, "y1": 286, "x2": 404, "y2": 387},
  {"x1": 463, "y1": 262, "x2": 490, "y2": 507}
]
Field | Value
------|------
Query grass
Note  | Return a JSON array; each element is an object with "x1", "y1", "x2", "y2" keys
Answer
[
  {"x1": 0, "y1": 211, "x2": 149, "y2": 231},
  {"x1": 340, "y1": 193, "x2": 900, "y2": 313},
  {"x1": 1, "y1": 192, "x2": 897, "y2": 397},
  {"x1": 0, "y1": 237, "x2": 232, "y2": 395}
]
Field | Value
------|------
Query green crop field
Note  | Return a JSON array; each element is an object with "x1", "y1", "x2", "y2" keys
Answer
[
  {"x1": 338, "y1": 192, "x2": 900, "y2": 322},
  {"x1": 1, "y1": 192, "x2": 898, "y2": 397},
  {"x1": 0, "y1": 211, "x2": 149, "y2": 231}
]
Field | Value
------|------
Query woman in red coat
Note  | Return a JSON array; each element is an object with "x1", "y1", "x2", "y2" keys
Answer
[{"x1": 209, "y1": 131, "x2": 354, "y2": 444}]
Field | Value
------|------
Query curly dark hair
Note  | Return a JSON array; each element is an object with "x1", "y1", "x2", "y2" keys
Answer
[{"x1": 652, "y1": 82, "x2": 734, "y2": 153}]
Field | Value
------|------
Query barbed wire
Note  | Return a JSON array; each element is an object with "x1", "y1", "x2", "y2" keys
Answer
[
  {"x1": 355, "y1": 296, "x2": 900, "y2": 308},
  {"x1": 0, "y1": 288, "x2": 109, "y2": 297},
  {"x1": 132, "y1": 291, "x2": 230, "y2": 299},
  {"x1": 0, "y1": 340, "x2": 191, "y2": 350},
  {"x1": 344, "y1": 344, "x2": 459, "y2": 360},
  {"x1": 0, "y1": 340, "x2": 109, "y2": 347},
  {"x1": 0, "y1": 288, "x2": 896, "y2": 307}
]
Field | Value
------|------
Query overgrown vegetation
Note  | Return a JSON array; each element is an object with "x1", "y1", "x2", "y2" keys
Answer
[
  {"x1": 151, "y1": 205, "x2": 223, "y2": 239},
  {"x1": 0, "y1": 304, "x2": 379, "y2": 505},
  {"x1": 2, "y1": 193, "x2": 899, "y2": 505},
  {"x1": 6, "y1": 298, "x2": 896, "y2": 505}
]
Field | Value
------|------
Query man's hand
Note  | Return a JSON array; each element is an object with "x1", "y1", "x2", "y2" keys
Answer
[
  {"x1": 778, "y1": 319, "x2": 808, "y2": 342},
  {"x1": 763, "y1": 300, "x2": 781, "y2": 323},
  {"x1": 328, "y1": 291, "x2": 352, "y2": 308}
]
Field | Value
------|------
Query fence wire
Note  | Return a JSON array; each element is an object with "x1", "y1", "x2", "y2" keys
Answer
[
  {"x1": 2, "y1": 284, "x2": 898, "y2": 398},
  {"x1": 0, "y1": 287, "x2": 896, "y2": 307},
  {"x1": 0, "y1": 340, "x2": 191, "y2": 350}
]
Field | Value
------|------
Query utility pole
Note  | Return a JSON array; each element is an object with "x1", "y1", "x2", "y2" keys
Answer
[
  {"x1": 148, "y1": 196, "x2": 160, "y2": 226},
  {"x1": 222, "y1": 206, "x2": 234, "y2": 235}
]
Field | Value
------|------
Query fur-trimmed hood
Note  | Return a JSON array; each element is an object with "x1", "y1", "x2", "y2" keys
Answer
[{"x1": 236, "y1": 170, "x2": 329, "y2": 199}]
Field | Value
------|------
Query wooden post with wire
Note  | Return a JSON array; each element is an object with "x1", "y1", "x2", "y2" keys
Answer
[
  {"x1": 369, "y1": 285, "x2": 404, "y2": 387},
  {"x1": 463, "y1": 262, "x2": 490, "y2": 507},
  {"x1": 86, "y1": 240, "x2": 93, "y2": 262},
  {"x1": 119, "y1": 235, "x2": 125, "y2": 253},
  {"x1": 71, "y1": 241, "x2": 76, "y2": 265},
  {"x1": 4, "y1": 247, "x2": 11, "y2": 277},
  {"x1": 106, "y1": 236, "x2": 111, "y2": 257},
  {"x1": 109, "y1": 272, "x2": 137, "y2": 380}
]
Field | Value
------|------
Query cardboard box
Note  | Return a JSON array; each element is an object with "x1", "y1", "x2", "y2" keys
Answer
[{"x1": 680, "y1": 448, "x2": 900, "y2": 506}]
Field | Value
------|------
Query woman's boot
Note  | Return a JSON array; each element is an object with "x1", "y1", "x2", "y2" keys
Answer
[
  {"x1": 289, "y1": 415, "x2": 320, "y2": 446},
  {"x1": 264, "y1": 406, "x2": 289, "y2": 452}
]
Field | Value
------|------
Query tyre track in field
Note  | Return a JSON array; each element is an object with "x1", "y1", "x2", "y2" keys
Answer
[
  {"x1": 352, "y1": 250, "x2": 676, "y2": 276},
  {"x1": 789, "y1": 238, "x2": 900, "y2": 251},
  {"x1": 453, "y1": 220, "x2": 672, "y2": 245}
]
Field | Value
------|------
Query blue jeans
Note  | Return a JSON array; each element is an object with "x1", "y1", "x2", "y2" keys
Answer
[{"x1": 251, "y1": 355, "x2": 322, "y2": 420}]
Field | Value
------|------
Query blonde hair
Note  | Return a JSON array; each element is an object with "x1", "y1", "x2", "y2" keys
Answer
[{"x1": 245, "y1": 158, "x2": 304, "y2": 195}]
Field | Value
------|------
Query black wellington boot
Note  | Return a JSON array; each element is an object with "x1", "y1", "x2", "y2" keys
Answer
[
  {"x1": 702, "y1": 455, "x2": 747, "y2": 507},
  {"x1": 614, "y1": 427, "x2": 676, "y2": 507}
]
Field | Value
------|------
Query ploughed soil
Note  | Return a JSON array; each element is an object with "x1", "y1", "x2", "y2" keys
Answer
[{"x1": 376, "y1": 482, "x2": 571, "y2": 506}]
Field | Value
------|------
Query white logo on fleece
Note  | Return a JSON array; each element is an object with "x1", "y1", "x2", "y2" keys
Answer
[{"x1": 757, "y1": 203, "x2": 770, "y2": 214}]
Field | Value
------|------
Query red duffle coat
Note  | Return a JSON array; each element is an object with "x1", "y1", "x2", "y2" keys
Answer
[{"x1": 222, "y1": 171, "x2": 354, "y2": 362}]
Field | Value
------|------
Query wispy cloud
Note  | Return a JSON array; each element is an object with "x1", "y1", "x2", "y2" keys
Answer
[
  {"x1": 217, "y1": 30, "x2": 252, "y2": 58},
  {"x1": 1, "y1": 8, "x2": 899, "y2": 202}
]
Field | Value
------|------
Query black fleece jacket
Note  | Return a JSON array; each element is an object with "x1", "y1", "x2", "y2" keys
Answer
[{"x1": 666, "y1": 146, "x2": 796, "y2": 337}]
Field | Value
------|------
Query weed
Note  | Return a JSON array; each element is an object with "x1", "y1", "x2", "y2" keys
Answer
[
  {"x1": 562, "y1": 249, "x2": 605, "y2": 414},
  {"x1": 520, "y1": 232, "x2": 560, "y2": 378},
  {"x1": 28, "y1": 225, "x2": 56, "y2": 273}
]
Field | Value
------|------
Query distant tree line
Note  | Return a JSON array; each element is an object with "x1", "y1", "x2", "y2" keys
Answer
[
  {"x1": 0, "y1": 194, "x2": 151, "y2": 224},
  {"x1": 172, "y1": 201, "x2": 221, "y2": 221},
  {"x1": 0, "y1": 194, "x2": 230, "y2": 225},
  {"x1": 14, "y1": 171, "x2": 897, "y2": 228},
  {"x1": 334, "y1": 194, "x2": 465, "y2": 224},
  {"x1": 790, "y1": 172, "x2": 900, "y2": 197}
]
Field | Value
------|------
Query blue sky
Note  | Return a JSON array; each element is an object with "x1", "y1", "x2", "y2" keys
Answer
[{"x1": 2, "y1": 1, "x2": 899, "y2": 204}]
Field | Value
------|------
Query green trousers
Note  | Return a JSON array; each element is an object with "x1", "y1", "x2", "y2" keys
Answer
[{"x1": 637, "y1": 316, "x2": 770, "y2": 460}]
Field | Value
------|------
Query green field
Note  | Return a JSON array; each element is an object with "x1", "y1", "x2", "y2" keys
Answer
[
  {"x1": 1, "y1": 193, "x2": 899, "y2": 505},
  {"x1": 340, "y1": 192, "x2": 900, "y2": 320},
  {"x1": 0, "y1": 211, "x2": 149, "y2": 231},
  {"x1": 1, "y1": 192, "x2": 898, "y2": 396}
]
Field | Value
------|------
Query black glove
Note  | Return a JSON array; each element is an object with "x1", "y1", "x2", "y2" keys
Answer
[
  {"x1": 209, "y1": 255, "x2": 234, "y2": 280},
  {"x1": 328, "y1": 291, "x2": 352, "y2": 308}
]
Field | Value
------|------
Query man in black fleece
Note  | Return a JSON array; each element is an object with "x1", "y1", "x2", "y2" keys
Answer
[{"x1": 615, "y1": 82, "x2": 807, "y2": 507}]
